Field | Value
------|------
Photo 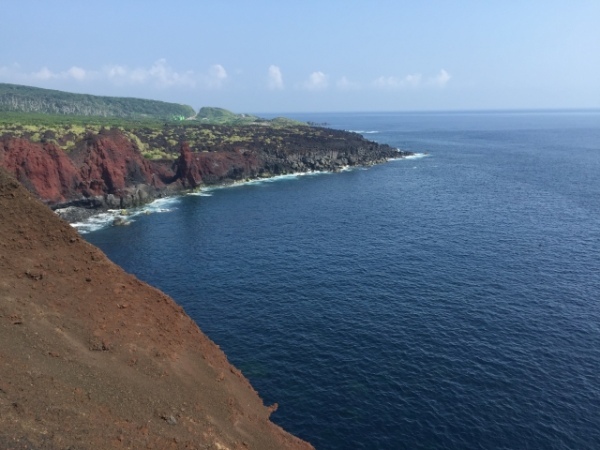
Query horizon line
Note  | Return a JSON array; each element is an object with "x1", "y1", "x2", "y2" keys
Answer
[{"x1": 252, "y1": 107, "x2": 600, "y2": 116}]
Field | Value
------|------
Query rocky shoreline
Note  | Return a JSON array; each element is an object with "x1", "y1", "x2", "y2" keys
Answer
[
  {"x1": 1, "y1": 126, "x2": 412, "y2": 223},
  {"x1": 54, "y1": 163, "x2": 397, "y2": 226}
]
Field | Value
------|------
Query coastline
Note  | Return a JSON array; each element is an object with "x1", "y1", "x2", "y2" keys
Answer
[
  {"x1": 63, "y1": 151, "x2": 421, "y2": 234},
  {"x1": 1, "y1": 123, "x2": 412, "y2": 225}
]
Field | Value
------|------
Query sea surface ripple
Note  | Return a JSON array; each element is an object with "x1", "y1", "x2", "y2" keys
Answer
[{"x1": 86, "y1": 110, "x2": 600, "y2": 449}]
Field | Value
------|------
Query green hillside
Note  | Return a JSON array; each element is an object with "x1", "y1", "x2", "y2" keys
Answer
[
  {"x1": 196, "y1": 106, "x2": 258, "y2": 124},
  {"x1": 195, "y1": 106, "x2": 305, "y2": 127},
  {"x1": 0, "y1": 83, "x2": 195, "y2": 120}
]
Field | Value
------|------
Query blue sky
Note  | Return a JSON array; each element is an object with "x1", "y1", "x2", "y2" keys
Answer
[{"x1": 1, "y1": 1, "x2": 599, "y2": 113}]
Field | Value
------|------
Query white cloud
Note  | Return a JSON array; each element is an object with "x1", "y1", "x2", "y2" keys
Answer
[
  {"x1": 267, "y1": 65, "x2": 284, "y2": 90},
  {"x1": 67, "y1": 66, "x2": 87, "y2": 81},
  {"x1": 1, "y1": 60, "x2": 203, "y2": 88},
  {"x1": 106, "y1": 65, "x2": 127, "y2": 79},
  {"x1": 142, "y1": 58, "x2": 196, "y2": 87},
  {"x1": 336, "y1": 76, "x2": 360, "y2": 90},
  {"x1": 373, "y1": 73, "x2": 422, "y2": 89},
  {"x1": 372, "y1": 70, "x2": 451, "y2": 90},
  {"x1": 105, "y1": 60, "x2": 222, "y2": 89},
  {"x1": 103, "y1": 64, "x2": 141, "y2": 85},
  {"x1": 26, "y1": 65, "x2": 91, "y2": 82},
  {"x1": 32, "y1": 67, "x2": 56, "y2": 80},
  {"x1": 204, "y1": 64, "x2": 227, "y2": 88},
  {"x1": 299, "y1": 71, "x2": 329, "y2": 91},
  {"x1": 429, "y1": 69, "x2": 451, "y2": 87}
]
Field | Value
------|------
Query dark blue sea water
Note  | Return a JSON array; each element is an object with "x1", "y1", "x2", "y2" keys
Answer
[{"x1": 85, "y1": 111, "x2": 600, "y2": 449}]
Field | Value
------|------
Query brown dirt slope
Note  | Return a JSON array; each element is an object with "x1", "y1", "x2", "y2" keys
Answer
[{"x1": 0, "y1": 168, "x2": 313, "y2": 450}]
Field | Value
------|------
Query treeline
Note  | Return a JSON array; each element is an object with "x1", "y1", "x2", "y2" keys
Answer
[{"x1": 0, "y1": 83, "x2": 195, "y2": 120}]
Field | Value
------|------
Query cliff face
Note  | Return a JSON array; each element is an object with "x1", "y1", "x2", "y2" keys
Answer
[
  {"x1": 0, "y1": 137, "x2": 80, "y2": 204},
  {"x1": 0, "y1": 167, "x2": 313, "y2": 449},
  {"x1": 174, "y1": 143, "x2": 262, "y2": 187},
  {"x1": 0, "y1": 127, "x2": 408, "y2": 211},
  {"x1": 70, "y1": 130, "x2": 169, "y2": 208},
  {"x1": 0, "y1": 132, "x2": 172, "y2": 209}
]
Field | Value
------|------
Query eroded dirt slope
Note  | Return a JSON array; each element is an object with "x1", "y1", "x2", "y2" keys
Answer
[{"x1": 0, "y1": 168, "x2": 312, "y2": 450}]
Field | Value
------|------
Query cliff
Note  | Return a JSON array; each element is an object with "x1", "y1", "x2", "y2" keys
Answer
[
  {"x1": 0, "y1": 126, "x2": 409, "y2": 214},
  {"x1": 0, "y1": 167, "x2": 313, "y2": 449},
  {"x1": 0, "y1": 132, "x2": 166, "y2": 211}
]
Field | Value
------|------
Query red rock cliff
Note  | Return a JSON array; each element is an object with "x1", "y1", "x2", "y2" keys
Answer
[
  {"x1": 0, "y1": 137, "x2": 81, "y2": 204},
  {"x1": 70, "y1": 129, "x2": 164, "y2": 197},
  {"x1": 0, "y1": 127, "x2": 406, "y2": 210},
  {"x1": 173, "y1": 142, "x2": 261, "y2": 187},
  {"x1": 0, "y1": 131, "x2": 177, "y2": 209}
]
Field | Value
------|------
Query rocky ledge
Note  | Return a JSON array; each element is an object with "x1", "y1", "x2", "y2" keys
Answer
[{"x1": 0, "y1": 126, "x2": 411, "y2": 221}]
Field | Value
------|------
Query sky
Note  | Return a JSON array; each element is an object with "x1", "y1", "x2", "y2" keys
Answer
[{"x1": 1, "y1": 0, "x2": 599, "y2": 113}]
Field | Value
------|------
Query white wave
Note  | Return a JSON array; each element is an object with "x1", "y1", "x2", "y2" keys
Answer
[
  {"x1": 387, "y1": 152, "x2": 429, "y2": 163},
  {"x1": 404, "y1": 152, "x2": 429, "y2": 160},
  {"x1": 71, "y1": 212, "x2": 119, "y2": 234},
  {"x1": 347, "y1": 130, "x2": 380, "y2": 134},
  {"x1": 144, "y1": 196, "x2": 180, "y2": 210},
  {"x1": 196, "y1": 170, "x2": 333, "y2": 192},
  {"x1": 74, "y1": 157, "x2": 408, "y2": 234},
  {"x1": 72, "y1": 196, "x2": 180, "y2": 234}
]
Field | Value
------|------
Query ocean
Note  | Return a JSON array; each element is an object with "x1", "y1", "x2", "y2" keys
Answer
[{"x1": 84, "y1": 110, "x2": 600, "y2": 449}]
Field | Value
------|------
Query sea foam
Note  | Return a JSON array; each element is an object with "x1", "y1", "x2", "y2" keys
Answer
[
  {"x1": 347, "y1": 130, "x2": 380, "y2": 134},
  {"x1": 404, "y1": 152, "x2": 429, "y2": 160},
  {"x1": 74, "y1": 154, "x2": 419, "y2": 233},
  {"x1": 190, "y1": 170, "x2": 334, "y2": 195},
  {"x1": 71, "y1": 196, "x2": 180, "y2": 234}
]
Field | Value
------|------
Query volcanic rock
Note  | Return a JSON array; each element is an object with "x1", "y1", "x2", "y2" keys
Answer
[
  {"x1": 0, "y1": 137, "x2": 80, "y2": 203},
  {"x1": 0, "y1": 126, "x2": 410, "y2": 214}
]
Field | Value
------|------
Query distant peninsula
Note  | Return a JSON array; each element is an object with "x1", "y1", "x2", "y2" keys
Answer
[{"x1": 0, "y1": 83, "x2": 412, "y2": 220}]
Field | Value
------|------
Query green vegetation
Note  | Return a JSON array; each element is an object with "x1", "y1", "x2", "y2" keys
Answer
[
  {"x1": 195, "y1": 106, "x2": 255, "y2": 124},
  {"x1": 0, "y1": 83, "x2": 307, "y2": 128},
  {"x1": 0, "y1": 83, "x2": 195, "y2": 120},
  {"x1": 0, "y1": 111, "x2": 313, "y2": 159},
  {"x1": 0, "y1": 84, "x2": 314, "y2": 160},
  {"x1": 195, "y1": 106, "x2": 306, "y2": 127},
  {"x1": 0, "y1": 112, "x2": 168, "y2": 153}
]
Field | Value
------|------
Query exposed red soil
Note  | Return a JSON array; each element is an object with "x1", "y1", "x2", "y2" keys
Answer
[{"x1": 0, "y1": 168, "x2": 313, "y2": 450}]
